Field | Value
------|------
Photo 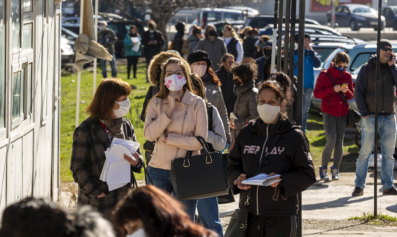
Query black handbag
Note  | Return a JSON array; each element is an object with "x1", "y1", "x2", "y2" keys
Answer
[
  {"x1": 224, "y1": 134, "x2": 280, "y2": 237},
  {"x1": 171, "y1": 136, "x2": 228, "y2": 201},
  {"x1": 327, "y1": 71, "x2": 360, "y2": 128},
  {"x1": 218, "y1": 153, "x2": 235, "y2": 204}
]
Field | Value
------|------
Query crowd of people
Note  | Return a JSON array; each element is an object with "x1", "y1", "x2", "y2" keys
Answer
[{"x1": 5, "y1": 20, "x2": 397, "y2": 237}]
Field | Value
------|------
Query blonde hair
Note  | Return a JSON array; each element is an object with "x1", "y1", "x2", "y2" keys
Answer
[{"x1": 224, "y1": 25, "x2": 243, "y2": 43}]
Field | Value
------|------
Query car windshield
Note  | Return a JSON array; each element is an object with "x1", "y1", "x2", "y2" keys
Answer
[
  {"x1": 62, "y1": 27, "x2": 78, "y2": 40},
  {"x1": 351, "y1": 6, "x2": 372, "y2": 14},
  {"x1": 394, "y1": 8, "x2": 397, "y2": 15},
  {"x1": 314, "y1": 47, "x2": 339, "y2": 63},
  {"x1": 322, "y1": 48, "x2": 347, "y2": 70}
]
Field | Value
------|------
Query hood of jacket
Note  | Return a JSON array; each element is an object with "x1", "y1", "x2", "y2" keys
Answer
[
  {"x1": 187, "y1": 34, "x2": 199, "y2": 43},
  {"x1": 148, "y1": 52, "x2": 190, "y2": 86}
]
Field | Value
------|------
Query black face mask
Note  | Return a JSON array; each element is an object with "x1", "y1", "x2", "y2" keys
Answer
[
  {"x1": 264, "y1": 49, "x2": 272, "y2": 57},
  {"x1": 148, "y1": 23, "x2": 154, "y2": 29},
  {"x1": 208, "y1": 30, "x2": 216, "y2": 37},
  {"x1": 233, "y1": 79, "x2": 241, "y2": 87}
]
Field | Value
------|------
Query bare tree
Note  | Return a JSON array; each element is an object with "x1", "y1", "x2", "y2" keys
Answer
[{"x1": 110, "y1": 0, "x2": 249, "y2": 47}]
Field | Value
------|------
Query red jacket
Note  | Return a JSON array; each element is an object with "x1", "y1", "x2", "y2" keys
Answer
[{"x1": 313, "y1": 63, "x2": 354, "y2": 117}]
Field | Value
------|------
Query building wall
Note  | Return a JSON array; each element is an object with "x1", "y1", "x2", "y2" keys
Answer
[{"x1": 0, "y1": 0, "x2": 61, "y2": 221}]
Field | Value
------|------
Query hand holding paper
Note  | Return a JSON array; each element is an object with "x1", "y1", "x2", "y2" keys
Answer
[{"x1": 241, "y1": 173, "x2": 281, "y2": 187}]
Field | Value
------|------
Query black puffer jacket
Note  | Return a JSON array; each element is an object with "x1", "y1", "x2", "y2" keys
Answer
[
  {"x1": 216, "y1": 66, "x2": 236, "y2": 116},
  {"x1": 227, "y1": 117, "x2": 316, "y2": 217}
]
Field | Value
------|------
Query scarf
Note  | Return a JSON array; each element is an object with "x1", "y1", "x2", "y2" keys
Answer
[
  {"x1": 129, "y1": 33, "x2": 137, "y2": 37},
  {"x1": 103, "y1": 118, "x2": 125, "y2": 139}
]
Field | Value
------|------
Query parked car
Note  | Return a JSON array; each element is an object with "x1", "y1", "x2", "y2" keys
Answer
[
  {"x1": 206, "y1": 20, "x2": 244, "y2": 37},
  {"x1": 326, "y1": 4, "x2": 385, "y2": 31},
  {"x1": 197, "y1": 8, "x2": 257, "y2": 29},
  {"x1": 243, "y1": 15, "x2": 320, "y2": 29},
  {"x1": 259, "y1": 23, "x2": 342, "y2": 37},
  {"x1": 61, "y1": 36, "x2": 75, "y2": 64},
  {"x1": 382, "y1": 6, "x2": 397, "y2": 30}
]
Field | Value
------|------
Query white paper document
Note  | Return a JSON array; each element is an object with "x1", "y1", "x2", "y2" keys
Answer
[
  {"x1": 242, "y1": 173, "x2": 281, "y2": 186},
  {"x1": 100, "y1": 139, "x2": 140, "y2": 191},
  {"x1": 131, "y1": 37, "x2": 140, "y2": 43}
]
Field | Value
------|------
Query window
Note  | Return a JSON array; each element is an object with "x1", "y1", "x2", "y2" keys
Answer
[
  {"x1": 335, "y1": 7, "x2": 343, "y2": 13},
  {"x1": 343, "y1": 7, "x2": 350, "y2": 14},
  {"x1": 22, "y1": 23, "x2": 33, "y2": 50},
  {"x1": 313, "y1": 47, "x2": 338, "y2": 63},
  {"x1": 224, "y1": 13, "x2": 242, "y2": 21},
  {"x1": 350, "y1": 53, "x2": 372, "y2": 71},
  {"x1": 12, "y1": 70, "x2": 24, "y2": 124},
  {"x1": 393, "y1": 8, "x2": 397, "y2": 15},
  {"x1": 23, "y1": 0, "x2": 33, "y2": 12},
  {"x1": 64, "y1": 19, "x2": 78, "y2": 25},
  {"x1": 0, "y1": 0, "x2": 5, "y2": 130},
  {"x1": 206, "y1": 12, "x2": 222, "y2": 23},
  {"x1": 11, "y1": 0, "x2": 21, "y2": 50}
]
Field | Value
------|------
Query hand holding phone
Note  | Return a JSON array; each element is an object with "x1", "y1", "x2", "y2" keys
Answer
[{"x1": 389, "y1": 53, "x2": 396, "y2": 66}]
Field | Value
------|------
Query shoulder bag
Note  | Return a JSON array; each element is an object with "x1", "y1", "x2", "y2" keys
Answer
[
  {"x1": 224, "y1": 134, "x2": 280, "y2": 237},
  {"x1": 171, "y1": 136, "x2": 228, "y2": 201},
  {"x1": 327, "y1": 71, "x2": 360, "y2": 128}
]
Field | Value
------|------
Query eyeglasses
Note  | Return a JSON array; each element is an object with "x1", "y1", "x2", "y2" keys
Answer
[
  {"x1": 165, "y1": 71, "x2": 185, "y2": 77},
  {"x1": 382, "y1": 47, "x2": 393, "y2": 52}
]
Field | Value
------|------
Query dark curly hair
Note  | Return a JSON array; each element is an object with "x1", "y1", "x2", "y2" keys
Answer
[
  {"x1": 231, "y1": 62, "x2": 257, "y2": 83},
  {"x1": 257, "y1": 72, "x2": 293, "y2": 120}
]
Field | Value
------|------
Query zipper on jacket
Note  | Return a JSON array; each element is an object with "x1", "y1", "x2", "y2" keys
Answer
[
  {"x1": 257, "y1": 124, "x2": 269, "y2": 215},
  {"x1": 174, "y1": 104, "x2": 189, "y2": 160}
]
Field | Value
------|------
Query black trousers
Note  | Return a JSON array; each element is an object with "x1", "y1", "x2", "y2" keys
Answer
[
  {"x1": 246, "y1": 213, "x2": 298, "y2": 237},
  {"x1": 127, "y1": 56, "x2": 139, "y2": 78}
]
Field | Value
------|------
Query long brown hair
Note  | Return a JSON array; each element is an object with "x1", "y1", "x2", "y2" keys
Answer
[
  {"x1": 332, "y1": 51, "x2": 350, "y2": 65},
  {"x1": 155, "y1": 57, "x2": 193, "y2": 99},
  {"x1": 190, "y1": 73, "x2": 207, "y2": 102},
  {"x1": 129, "y1": 25, "x2": 139, "y2": 36},
  {"x1": 113, "y1": 186, "x2": 217, "y2": 237},
  {"x1": 207, "y1": 68, "x2": 222, "y2": 86},
  {"x1": 85, "y1": 78, "x2": 131, "y2": 119}
]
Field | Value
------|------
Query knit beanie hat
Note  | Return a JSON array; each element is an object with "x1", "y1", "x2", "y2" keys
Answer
[
  {"x1": 379, "y1": 39, "x2": 392, "y2": 49},
  {"x1": 187, "y1": 50, "x2": 212, "y2": 68}
]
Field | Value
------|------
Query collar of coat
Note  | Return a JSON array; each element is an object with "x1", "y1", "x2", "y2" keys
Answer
[
  {"x1": 161, "y1": 89, "x2": 198, "y2": 105},
  {"x1": 88, "y1": 117, "x2": 112, "y2": 149},
  {"x1": 235, "y1": 80, "x2": 255, "y2": 94}
]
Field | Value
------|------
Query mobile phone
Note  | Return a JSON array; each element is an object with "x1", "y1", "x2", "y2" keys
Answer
[
  {"x1": 341, "y1": 83, "x2": 348, "y2": 88},
  {"x1": 390, "y1": 55, "x2": 395, "y2": 62}
]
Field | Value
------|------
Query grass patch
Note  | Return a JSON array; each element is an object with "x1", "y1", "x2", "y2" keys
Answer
[
  {"x1": 348, "y1": 213, "x2": 397, "y2": 225},
  {"x1": 305, "y1": 109, "x2": 359, "y2": 172},
  {"x1": 61, "y1": 58, "x2": 149, "y2": 182}
]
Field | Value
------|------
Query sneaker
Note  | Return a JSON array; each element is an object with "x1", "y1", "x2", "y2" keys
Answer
[
  {"x1": 383, "y1": 187, "x2": 397, "y2": 195},
  {"x1": 319, "y1": 166, "x2": 329, "y2": 180},
  {"x1": 330, "y1": 166, "x2": 339, "y2": 180},
  {"x1": 352, "y1": 187, "x2": 364, "y2": 196}
]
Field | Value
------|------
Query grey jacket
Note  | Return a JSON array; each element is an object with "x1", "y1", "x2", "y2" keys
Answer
[
  {"x1": 208, "y1": 105, "x2": 227, "y2": 151},
  {"x1": 187, "y1": 34, "x2": 200, "y2": 55},
  {"x1": 98, "y1": 29, "x2": 118, "y2": 55},
  {"x1": 232, "y1": 80, "x2": 259, "y2": 142},
  {"x1": 204, "y1": 81, "x2": 232, "y2": 143},
  {"x1": 194, "y1": 37, "x2": 227, "y2": 71},
  {"x1": 355, "y1": 55, "x2": 397, "y2": 117}
]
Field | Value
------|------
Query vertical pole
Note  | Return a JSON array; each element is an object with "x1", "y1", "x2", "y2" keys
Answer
[
  {"x1": 93, "y1": 0, "x2": 98, "y2": 95},
  {"x1": 374, "y1": 0, "x2": 382, "y2": 217},
  {"x1": 271, "y1": 0, "x2": 279, "y2": 72},
  {"x1": 283, "y1": 0, "x2": 290, "y2": 75},
  {"x1": 277, "y1": 0, "x2": 284, "y2": 72},
  {"x1": 76, "y1": 0, "x2": 84, "y2": 128},
  {"x1": 331, "y1": 0, "x2": 335, "y2": 28},
  {"x1": 289, "y1": 0, "x2": 296, "y2": 81},
  {"x1": 297, "y1": 0, "x2": 306, "y2": 236}
]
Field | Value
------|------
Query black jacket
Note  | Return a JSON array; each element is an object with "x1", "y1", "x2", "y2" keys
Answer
[
  {"x1": 216, "y1": 66, "x2": 236, "y2": 115},
  {"x1": 255, "y1": 56, "x2": 267, "y2": 86},
  {"x1": 227, "y1": 118, "x2": 316, "y2": 217},
  {"x1": 141, "y1": 30, "x2": 165, "y2": 55},
  {"x1": 173, "y1": 32, "x2": 185, "y2": 56},
  {"x1": 140, "y1": 85, "x2": 160, "y2": 122},
  {"x1": 243, "y1": 36, "x2": 257, "y2": 59}
]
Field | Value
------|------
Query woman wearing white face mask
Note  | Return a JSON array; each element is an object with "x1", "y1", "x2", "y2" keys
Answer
[
  {"x1": 227, "y1": 73, "x2": 316, "y2": 237},
  {"x1": 144, "y1": 57, "x2": 208, "y2": 220},
  {"x1": 187, "y1": 50, "x2": 231, "y2": 147},
  {"x1": 70, "y1": 78, "x2": 143, "y2": 221}
]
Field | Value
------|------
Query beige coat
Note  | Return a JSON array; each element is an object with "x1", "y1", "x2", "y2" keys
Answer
[{"x1": 144, "y1": 90, "x2": 208, "y2": 170}]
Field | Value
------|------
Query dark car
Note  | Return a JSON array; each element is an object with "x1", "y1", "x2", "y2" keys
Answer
[
  {"x1": 382, "y1": 6, "x2": 397, "y2": 30},
  {"x1": 243, "y1": 15, "x2": 320, "y2": 29},
  {"x1": 326, "y1": 4, "x2": 385, "y2": 31}
]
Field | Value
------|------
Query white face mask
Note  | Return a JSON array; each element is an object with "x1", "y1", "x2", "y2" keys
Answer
[
  {"x1": 192, "y1": 65, "x2": 207, "y2": 77},
  {"x1": 126, "y1": 228, "x2": 148, "y2": 237},
  {"x1": 257, "y1": 103, "x2": 280, "y2": 124},
  {"x1": 100, "y1": 25, "x2": 107, "y2": 30},
  {"x1": 149, "y1": 30, "x2": 154, "y2": 33},
  {"x1": 113, "y1": 99, "x2": 131, "y2": 118},
  {"x1": 164, "y1": 74, "x2": 186, "y2": 91}
]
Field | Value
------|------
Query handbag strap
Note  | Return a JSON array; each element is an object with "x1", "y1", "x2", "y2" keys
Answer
[
  {"x1": 208, "y1": 104, "x2": 213, "y2": 132},
  {"x1": 244, "y1": 134, "x2": 281, "y2": 206},
  {"x1": 142, "y1": 161, "x2": 153, "y2": 185},
  {"x1": 185, "y1": 136, "x2": 211, "y2": 158},
  {"x1": 326, "y1": 71, "x2": 350, "y2": 109}
]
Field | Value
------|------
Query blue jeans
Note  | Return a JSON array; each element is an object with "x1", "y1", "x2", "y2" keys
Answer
[
  {"x1": 146, "y1": 166, "x2": 197, "y2": 221},
  {"x1": 100, "y1": 54, "x2": 117, "y2": 78},
  {"x1": 355, "y1": 114, "x2": 396, "y2": 190},
  {"x1": 197, "y1": 197, "x2": 224, "y2": 236},
  {"x1": 302, "y1": 88, "x2": 313, "y2": 133}
]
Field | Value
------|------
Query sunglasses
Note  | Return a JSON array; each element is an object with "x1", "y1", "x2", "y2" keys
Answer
[{"x1": 382, "y1": 47, "x2": 393, "y2": 52}]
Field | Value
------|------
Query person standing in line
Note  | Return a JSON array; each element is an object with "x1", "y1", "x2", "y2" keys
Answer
[
  {"x1": 190, "y1": 73, "x2": 225, "y2": 236},
  {"x1": 228, "y1": 74, "x2": 316, "y2": 237},
  {"x1": 256, "y1": 41, "x2": 275, "y2": 85},
  {"x1": 143, "y1": 57, "x2": 208, "y2": 220},
  {"x1": 123, "y1": 25, "x2": 141, "y2": 79},
  {"x1": 173, "y1": 21, "x2": 186, "y2": 57},
  {"x1": 243, "y1": 29, "x2": 258, "y2": 59},
  {"x1": 194, "y1": 24, "x2": 227, "y2": 71},
  {"x1": 222, "y1": 25, "x2": 243, "y2": 63},
  {"x1": 182, "y1": 25, "x2": 203, "y2": 55},
  {"x1": 98, "y1": 21, "x2": 118, "y2": 78},
  {"x1": 70, "y1": 78, "x2": 143, "y2": 221},
  {"x1": 141, "y1": 20, "x2": 165, "y2": 81},
  {"x1": 187, "y1": 50, "x2": 232, "y2": 146},
  {"x1": 313, "y1": 52, "x2": 353, "y2": 181},
  {"x1": 293, "y1": 33, "x2": 321, "y2": 133},
  {"x1": 255, "y1": 35, "x2": 271, "y2": 59},
  {"x1": 216, "y1": 54, "x2": 237, "y2": 116},
  {"x1": 229, "y1": 63, "x2": 259, "y2": 143},
  {"x1": 352, "y1": 39, "x2": 397, "y2": 196}
]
